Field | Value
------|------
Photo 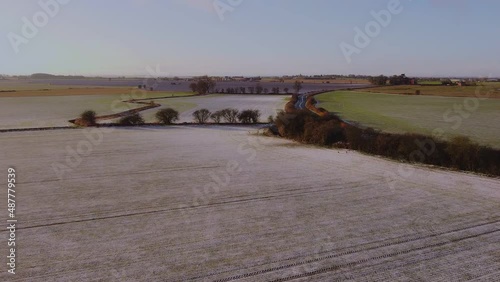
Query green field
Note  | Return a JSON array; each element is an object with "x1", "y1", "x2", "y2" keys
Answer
[
  {"x1": 361, "y1": 82, "x2": 500, "y2": 98},
  {"x1": 316, "y1": 91, "x2": 500, "y2": 148},
  {"x1": 418, "y1": 80, "x2": 443, "y2": 85}
]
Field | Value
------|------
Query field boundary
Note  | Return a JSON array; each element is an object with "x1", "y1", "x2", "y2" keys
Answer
[
  {"x1": 274, "y1": 92, "x2": 500, "y2": 176},
  {"x1": 0, "y1": 123, "x2": 269, "y2": 133},
  {"x1": 353, "y1": 84, "x2": 500, "y2": 99}
]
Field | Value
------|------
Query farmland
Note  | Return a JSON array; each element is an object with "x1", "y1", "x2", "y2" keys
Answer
[
  {"x1": 316, "y1": 91, "x2": 500, "y2": 148},
  {"x1": 0, "y1": 79, "x2": 498, "y2": 280},
  {"x1": 2, "y1": 78, "x2": 366, "y2": 94},
  {"x1": 0, "y1": 126, "x2": 499, "y2": 281},
  {"x1": 139, "y1": 94, "x2": 286, "y2": 124},
  {"x1": 359, "y1": 82, "x2": 500, "y2": 98},
  {"x1": 3, "y1": 0, "x2": 500, "y2": 280},
  {"x1": 0, "y1": 80, "x2": 196, "y2": 98},
  {"x1": 0, "y1": 92, "x2": 286, "y2": 129},
  {"x1": 0, "y1": 78, "x2": 364, "y2": 128},
  {"x1": 0, "y1": 92, "x2": 192, "y2": 129}
]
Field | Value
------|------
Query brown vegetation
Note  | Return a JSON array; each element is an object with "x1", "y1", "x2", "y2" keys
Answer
[
  {"x1": 305, "y1": 95, "x2": 329, "y2": 117},
  {"x1": 285, "y1": 94, "x2": 299, "y2": 113},
  {"x1": 274, "y1": 111, "x2": 500, "y2": 176}
]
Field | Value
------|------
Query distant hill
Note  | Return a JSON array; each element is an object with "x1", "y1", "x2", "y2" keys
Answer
[{"x1": 30, "y1": 73, "x2": 86, "y2": 79}]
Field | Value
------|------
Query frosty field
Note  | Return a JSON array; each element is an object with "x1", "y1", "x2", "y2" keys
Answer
[
  {"x1": 0, "y1": 127, "x2": 499, "y2": 281},
  {"x1": 0, "y1": 94, "x2": 286, "y2": 129},
  {"x1": 140, "y1": 94, "x2": 286, "y2": 123}
]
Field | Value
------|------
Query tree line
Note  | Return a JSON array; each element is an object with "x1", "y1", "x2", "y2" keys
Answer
[
  {"x1": 272, "y1": 110, "x2": 500, "y2": 176},
  {"x1": 78, "y1": 108, "x2": 262, "y2": 126},
  {"x1": 189, "y1": 77, "x2": 304, "y2": 94},
  {"x1": 368, "y1": 74, "x2": 416, "y2": 86}
]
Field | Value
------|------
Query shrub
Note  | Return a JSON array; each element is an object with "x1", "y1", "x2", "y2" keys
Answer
[
  {"x1": 446, "y1": 136, "x2": 480, "y2": 171},
  {"x1": 119, "y1": 113, "x2": 145, "y2": 126},
  {"x1": 79, "y1": 110, "x2": 97, "y2": 126},
  {"x1": 344, "y1": 125, "x2": 363, "y2": 150},
  {"x1": 192, "y1": 109, "x2": 211, "y2": 124},
  {"x1": 374, "y1": 133, "x2": 404, "y2": 159},
  {"x1": 275, "y1": 110, "x2": 315, "y2": 140},
  {"x1": 156, "y1": 108, "x2": 179, "y2": 124},
  {"x1": 267, "y1": 115, "x2": 274, "y2": 123},
  {"x1": 302, "y1": 118, "x2": 344, "y2": 146},
  {"x1": 238, "y1": 109, "x2": 261, "y2": 124},
  {"x1": 284, "y1": 94, "x2": 301, "y2": 113},
  {"x1": 477, "y1": 146, "x2": 500, "y2": 175},
  {"x1": 272, "y1": 110, "x2": 500, "y2": 176},
  {"x1": 220, "y1": 108, "x2": 239, "y2": 123}
]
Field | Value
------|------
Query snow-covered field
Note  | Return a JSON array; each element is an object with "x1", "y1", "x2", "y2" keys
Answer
[
  {"x1": 0, "y1": 94, "x2": 285, "y2": 129},
  {"x1": 0, "y1": 127, "x2": 499, "y2": 281},
  {"x1": 141, "y1": 94, "x2": 286, "y2": 123},
  {"x1": 0, "y1": 95, "x2": 135, "y2": 128}
]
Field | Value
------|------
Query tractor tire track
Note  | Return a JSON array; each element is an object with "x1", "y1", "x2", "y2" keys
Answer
[{"x1": 209, "y1": 224, "x2": 500, "y2": 282}]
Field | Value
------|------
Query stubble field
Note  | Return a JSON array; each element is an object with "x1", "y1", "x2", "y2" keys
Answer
[{"x1": 0, "y1": 127, "x2": 499, "y2": 281}]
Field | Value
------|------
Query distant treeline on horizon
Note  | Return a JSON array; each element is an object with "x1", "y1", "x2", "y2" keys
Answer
[{"x1": 1, "y1": 73, "x2": 498, "y2": 81}]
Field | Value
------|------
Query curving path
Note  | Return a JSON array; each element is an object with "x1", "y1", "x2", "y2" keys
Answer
[{"x1": 69, "y1": 94, "x2": 201, "y2": 125}]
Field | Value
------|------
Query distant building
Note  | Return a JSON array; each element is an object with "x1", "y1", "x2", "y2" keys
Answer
[{"x1": 450, "y1": 79, "x2": 467, "y2": 86}]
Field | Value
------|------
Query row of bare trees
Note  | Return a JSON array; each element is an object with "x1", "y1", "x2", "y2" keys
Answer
[
  {"x1": 189, "y1": 77, "x2": 304, "y2": 95},
  {"x1": 189, "y1": 76, "x2": 217, "y2": 94},
  {"x1": 79, "y1": 107, "x2": 261, "y2": 126},
  {"x1": 193, "y1": 108, "x2": 260, "y2": 124}
]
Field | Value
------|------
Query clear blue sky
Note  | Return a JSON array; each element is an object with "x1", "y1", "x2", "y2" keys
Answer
[{"x1": 1, "y1": 0, "x2": 499, "y2": 77}]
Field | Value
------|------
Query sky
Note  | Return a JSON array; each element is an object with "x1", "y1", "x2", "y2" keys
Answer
[{"x1": 0, "y1": 0, "x2": 499, "y2": 77}]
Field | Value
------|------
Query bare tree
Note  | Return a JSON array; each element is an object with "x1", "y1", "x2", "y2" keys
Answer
[
  {"x1": 221, "y1": 108, "x2": 239, "y2": 123},
  {"x1": 238, "y1": 109, "x2": 261, "y2": 124},
  {"x1": 156, "y1": 108, "x2": 179, "y2": 124},
  {"x1": 189, "y1": 82, "x2": 198, "y2": 93},
  {"x1": 255, "y1": 84, "x2": 263, "y2": 94},
  {"x1": 192, "y1": 109, "x2": 212, "y2": 124},
  {"x1": 190, "y1": 76, "x2": 217, "y2": 94},
  {"x1": 293, "y1": 80, "x2": 303, "y2": 93},
  {"x1": 211, "y1": 111, "x2": 223, "y2": 123}
]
